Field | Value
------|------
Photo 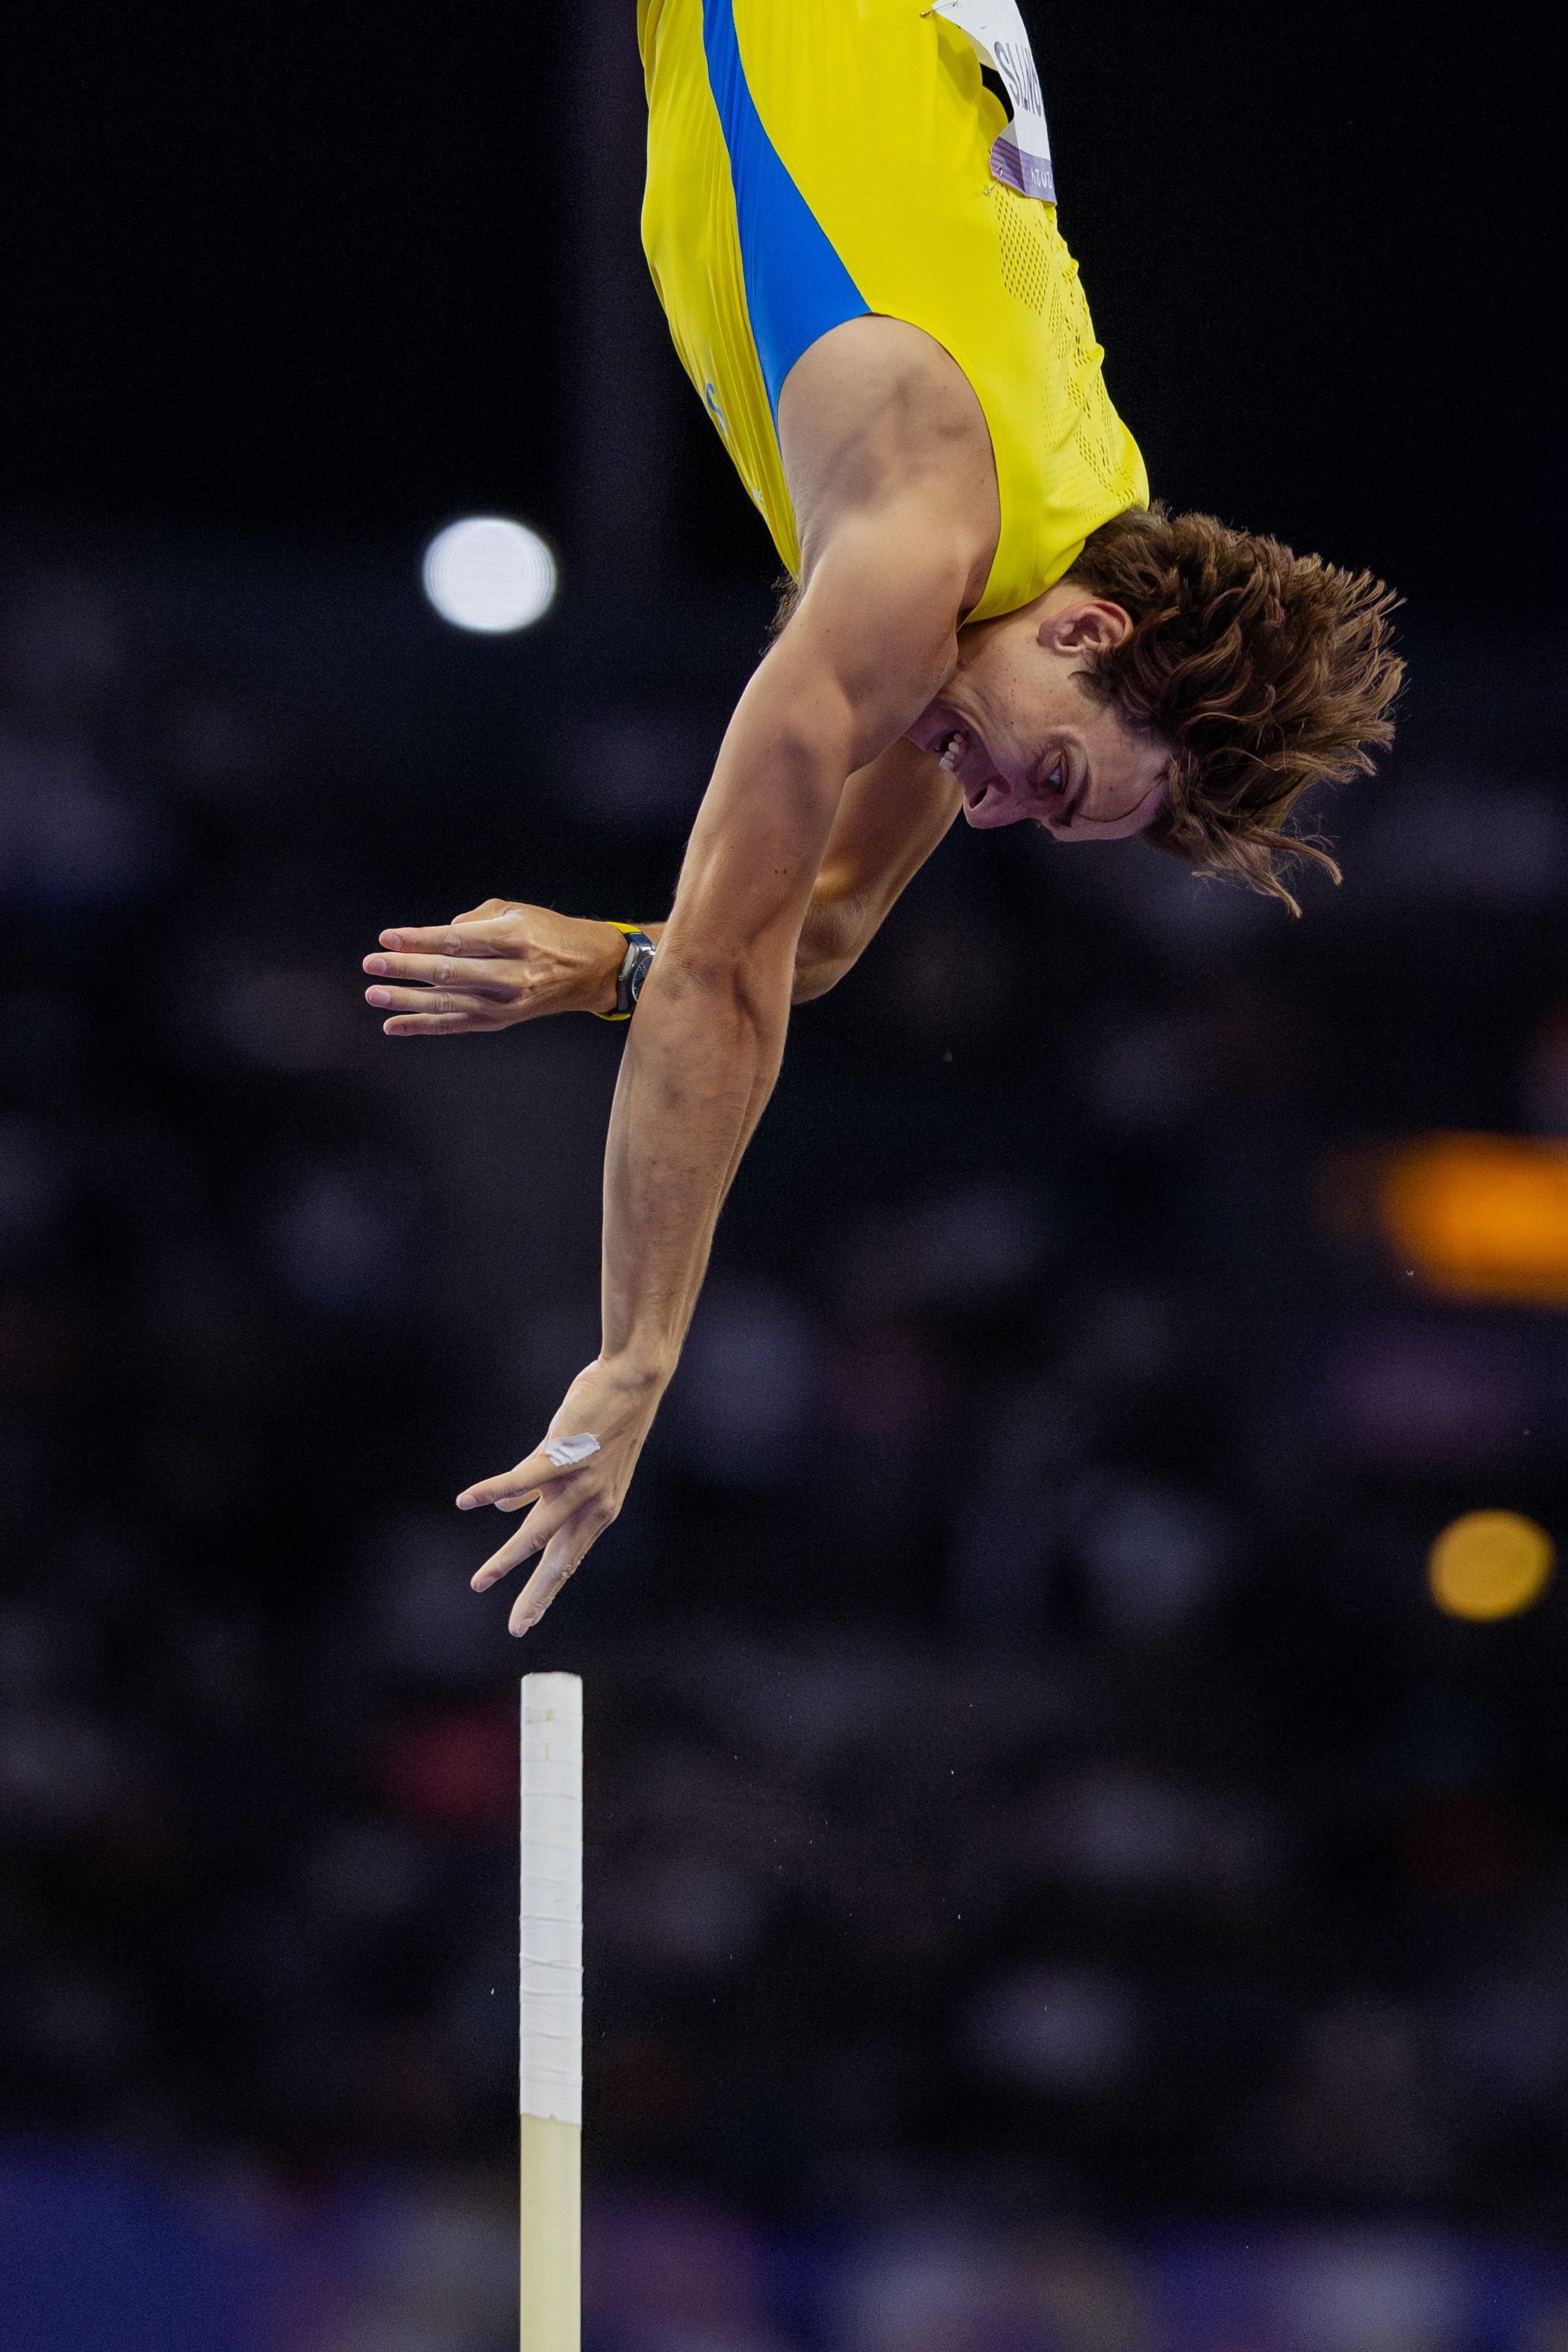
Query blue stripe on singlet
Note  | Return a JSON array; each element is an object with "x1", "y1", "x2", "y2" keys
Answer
[{"x1": 700, "y1": 0, "x2": 869, "y2": 418}]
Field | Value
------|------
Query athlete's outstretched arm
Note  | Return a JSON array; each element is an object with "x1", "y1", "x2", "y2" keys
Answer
[
  {"x1": 360, "y1": 737, "x2": 961, "y2": 1031},
  {"x1": 452, "y1": 521, "x2": 968, "y2": 1631}
]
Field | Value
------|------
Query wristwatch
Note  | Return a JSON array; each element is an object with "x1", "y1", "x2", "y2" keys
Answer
[{"x1": 593, "y1": 925, "x2": 657, "y2": 1023}]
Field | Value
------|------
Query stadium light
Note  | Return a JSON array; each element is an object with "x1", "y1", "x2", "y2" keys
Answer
[{"x1": 422, "y1": 516, "x2": 557, "y2": 634}]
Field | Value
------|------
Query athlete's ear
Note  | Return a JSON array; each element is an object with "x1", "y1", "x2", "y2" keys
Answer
[{"x1": 1038, "y1": 598, "x2": 1134, "y2": 655}]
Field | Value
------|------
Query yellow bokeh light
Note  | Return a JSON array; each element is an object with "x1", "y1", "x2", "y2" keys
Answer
[{"x1": 1428, "y1": 1511, "x2": 1555, "y2": 1621}]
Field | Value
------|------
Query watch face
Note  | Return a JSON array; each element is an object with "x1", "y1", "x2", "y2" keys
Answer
[{"x1": 625, "y1": 940, "x2": 655, "y2": 1013}]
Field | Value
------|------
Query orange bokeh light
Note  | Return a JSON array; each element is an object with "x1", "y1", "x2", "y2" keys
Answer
[{"x1": 1379, "y1": 1133, "x2": 1568, "y2": 1305}]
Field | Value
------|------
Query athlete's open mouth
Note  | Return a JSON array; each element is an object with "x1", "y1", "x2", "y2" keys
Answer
[
  {"x1": 938, "y1": 727, "x2": 1010, "y2": 821},
  {"x1": 937, "y1": 728, "x2": 984, "y2": 796}
]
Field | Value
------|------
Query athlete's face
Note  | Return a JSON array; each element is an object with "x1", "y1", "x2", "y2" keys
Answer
[{"x1": 908, "y1": 585, "x2": 1169, "y2": 839}]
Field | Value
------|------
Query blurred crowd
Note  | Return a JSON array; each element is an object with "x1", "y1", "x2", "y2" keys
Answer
[
  {"x1": 7, "y1": 2144, "x2": 1568, "y2": 2351},
  {"x1": 4, "y1": 546, "x2": 1568, "y2": 2348}
]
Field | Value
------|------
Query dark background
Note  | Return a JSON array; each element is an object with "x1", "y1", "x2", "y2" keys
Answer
[
  {"x1": 5, "y1": 1, "x2": 1562, "y2": 596},
  {"x1": 3, "y1": 6, "x2": 1568, "y2": 2348}
]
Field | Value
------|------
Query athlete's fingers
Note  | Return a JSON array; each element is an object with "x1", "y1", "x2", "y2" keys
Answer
[
  {"x1": 467, "y1": 1515, "x2": 547, "y2": 1593},
  {"x1": 372, "y1": 996, "x2": 499, "y2": 1027},
  {"x1": 381, "y1": 1009, "x2": 502, "y2": 1036},
  {"x1": 457, "y1": 1446, "x2": 569, "y2": 1516},
  {"x1": 365, "y1": 981, "x2": 503, "y2": 1015},
  {"x1": 470, "y1": 1478, "x2": 587, "y2": 1590},
  {"x1": 378, "y1": 922, "x2": 510, "y2": 959},
  {"x1": 472, "y1": 1475, "x2": 595, "y2": 1587},
  {"x1": 363, "y1": 952, "x2": 520, "y2": 996},
  {"x1": 510, "y1": 1503, "x2": 610, "y2": 1636}
]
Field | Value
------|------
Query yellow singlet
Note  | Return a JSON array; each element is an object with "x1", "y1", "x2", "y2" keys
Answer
[{"x1": 637, "y1": 0, "x2": 1149, "y2": 625}]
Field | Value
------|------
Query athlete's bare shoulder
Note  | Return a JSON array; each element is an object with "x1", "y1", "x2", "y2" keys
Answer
[{"x1": 777, "y1": 316, "x2": 999, "y2": 612}]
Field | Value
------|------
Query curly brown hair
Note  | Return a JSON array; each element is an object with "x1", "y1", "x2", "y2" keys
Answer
[{"x1": 1066, "y1": 504, "x2": 1404, "y2": 913}]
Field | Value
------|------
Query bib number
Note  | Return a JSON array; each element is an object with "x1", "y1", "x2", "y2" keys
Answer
[{"x1": 930, "y1": 0, "x2": 1056, "y2": 204}]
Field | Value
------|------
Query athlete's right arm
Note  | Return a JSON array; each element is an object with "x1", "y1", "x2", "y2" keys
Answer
[
  {"x1": 361, "y1": 740, "x2": 961, "y2": 1032},
  {"x1": 447, "y1": 514, "x2": 975, "y2": 1632}
]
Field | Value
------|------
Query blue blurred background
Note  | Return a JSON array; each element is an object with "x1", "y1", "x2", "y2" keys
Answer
[{"x1": 3, "y1": 3, "x2": 1567, "y2": 2346}]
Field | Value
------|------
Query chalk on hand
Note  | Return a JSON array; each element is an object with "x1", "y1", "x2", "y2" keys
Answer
[{"x1": 543, "y1": 1432, "x2": 601, "y2": 1470}]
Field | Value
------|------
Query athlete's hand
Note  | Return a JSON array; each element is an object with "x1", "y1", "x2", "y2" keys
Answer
[
  {"x1": 457, "y1": 1357, "x2": 663, "y2": 1635},
  {"x1": 363, "y1": 901, "x2": 627, "y2": 1035}
]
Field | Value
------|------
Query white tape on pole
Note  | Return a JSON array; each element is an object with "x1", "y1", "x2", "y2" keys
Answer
[{"x1": 520, "y1": 1673, "x2": 582, "y2": 2127}]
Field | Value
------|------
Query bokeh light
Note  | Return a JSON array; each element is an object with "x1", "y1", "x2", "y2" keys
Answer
[
  {"x1": 1428, "y1": 1509, "x2": 1555, "y2": 1620},
  {"x1": 421, "y1": 515, "x2": 557, "y2": 633},
  {"x1": 1379, "y1": 1133, "x2": 1568, "y2": 1304}
]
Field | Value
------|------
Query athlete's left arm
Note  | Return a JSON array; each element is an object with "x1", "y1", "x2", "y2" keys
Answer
[
  {"x1": 788, "y1": 734, "x2": 963, "y2": 998},
  {"x1": 451, "y1": 513, "x2": 969, "y2": 1632}
]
